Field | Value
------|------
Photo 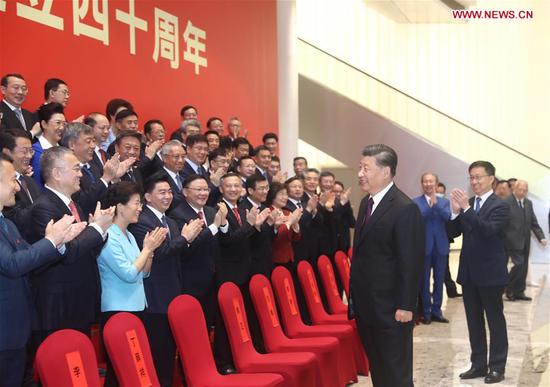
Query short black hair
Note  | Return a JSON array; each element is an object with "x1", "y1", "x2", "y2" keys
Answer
[
  {"x1": 437, "y1": 182, "x2": 446, "y2": 191},
  {"x1": 271, "y1": 155, "x2": 280, "y2": 163},
  {"x1": 232, "y1": 137, "x2": 249, "y2": 149},
  {"x1": 507, "y1": 178, "x2": 517, "y2": 184},
  {"x1": 362, "y1": 144, "x2": 398, "y2": 177},
  {"x1": 105, "y1": 181, "x2": 141, "y2": 210},
  {"x1": 0, "y1": 152, "x2": 14, "y2": 174},
  {"x1": 180, "y1": 105, "x2": 197, "y2": 117},
  {"x1": 496, "y1": 180, "x2": 510, "y2": 188},
  {"x1": 220, "y1": 172, "x2": 241, "y2": 186},
  {"x1": 253, "y1": 145, "x2": 270, "y2": 156},
  {"x1": 0, "y1": 128, "x2": 31, "y2": 151},
  {"x1": 1, "y1": 73, "x2": 24, "y2": 87},
  {"x1": 44, "y1": 78, "x2": 67, "y2": 101},
  {"x1": 245, "y1": 174, "x2": 267, "y2": 191},
  {"x1": 38, "y1": 102, "x2": 64, "y2": 124},
  {"x1": 144, "y1": 119, "x2": 164, "y2": 135},
  {"x1": 284, "y1": 176, "x2": 302, "y2": 187},
  {"x1": 320, "y1": 171, "x2": 335, "y2": 179},
  {"x1": 262, "y1": 132, "x2": 278, "y2": 143},
  {"x1": 219, "y1": 136, "x2": 233, "y2": 150},
  {"x1": 143, "y1": 172, "x2": 171, "y2": 195},
  {"x1": 209, "y1": 148, "x2": 228, "y2": 161},
  {"x1": 115, "y1": 109, "x2": 138, "y2": 122},
  {"x1": 115, "y1": 130, "x2": 142, "y2": 146},
  {"x1": 293, "y1": 156, "x2": 307, "y2": 165},
  {"x1": 186, "y1": 134, "x2": 208, "y2": 148},
  {"x1": 205, "y1": 130, "x2": 220, "y2": 138},
  {"x1": 206, "y1": 116, "x2": 222, "y2": 128},
  {"x1": 334, "y1": 180, "x2": 345, "y2": 189},
  {"x1": 105, "y1": 98, "x2": 133, "y2": 119},
  {"x1": 183, "y1": 174, "x2": 208, "y2": 188},
  {"x1": 304, "y1": 168, "x2": 320, "y2": 176},
  {"x1": 468, "y1": 161, "x2": 496, "y2": 177},
  {"x1": 265, "y1": 182, "x2": 286, "y2": 206},
  {"x1": 238, "y1": 155, "x2": 254, "y2": 166}
]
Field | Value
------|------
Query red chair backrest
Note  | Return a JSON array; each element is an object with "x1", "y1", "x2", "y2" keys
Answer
[
  {"x1": 334, "y1": 250, "x2": 351, "y2": 298},
  {"x1": 317, "y1": 255, "x2": 347, "y2": 314},
  {"x1": 168, "y1": 295, "x2": 221, "y2": 386},
  {"x1": 218, "y1": 282, "x2": 257, "y2": 365},
  {"x1": 297, "y1": 261, "x2": 331, "y2": 323},
  {"x1": 270, "y1": 266, "x2": 307, "y2": 336},
  {"x1": 103, "y1": 312, "x2": 160, "y2": 387},
  {"x1": 35, "y1": 329, "x2": 101, "y2": 387},
  {"x1": 249, "y1": 274, "x2": 287, "y2": 350}
]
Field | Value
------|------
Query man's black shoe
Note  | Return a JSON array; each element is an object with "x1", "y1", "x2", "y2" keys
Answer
[
  {"x1": 505, "y1": 294, "x2": 516, "y2": 301},
  {"x1": 515, "y1": 294, "x2": 532, "y2": 301},
  {"x1": 484, "y1": 370, "x2": 504, "y2": 384},
  {"x1": 459, "y1": 367, "x2": 487, "y2": 379},
  {"x1": 422, "y1": 317, "x2": 431, "y2": 325},
  {"x1": 431, "y1": 315, "x2": 449, "y2": 323}
]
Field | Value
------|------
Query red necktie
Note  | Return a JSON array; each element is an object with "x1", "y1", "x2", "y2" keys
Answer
[
  {"x1": 100, "y1": 149, "x2": 108, "y2": 165},
  {"x1": 198, "y1": 210, "x2": 205, "y2": 224},
  {"x1": 362, "y1": 197, "x2": 374, "y2": 226},
  {"x1": 232, "y1": 207, "x2": 242, "y2": 226},
  {"x1": 68, "y1": 201, "x2": 81, "y2": 222}
]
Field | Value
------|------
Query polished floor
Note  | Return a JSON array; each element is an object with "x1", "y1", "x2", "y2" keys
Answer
[{"x1": 355, "y1": 253, "x2": 550, "y2": 386}]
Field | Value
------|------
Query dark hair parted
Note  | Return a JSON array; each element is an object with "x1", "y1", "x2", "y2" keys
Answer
[
  {"x1": 44, "y1": 78, "x2": 67, "y2": 101},
  {"x1": 468, "y1": 160, "x2": 496, "y2": 177},
  {"x1": 185, "y1": 134, "x2": 208, "y2": 148},
  {"x1": 362, "y1": 144, "x2": 398, "y2": 177},
  {"x1": 245, "y1": 174, "x2": 267, "y2": 191},
  {"x1": 105, "y1": 98, "x2": 133, "y2": 119},
  {"x1": 143, "y1": 172, "x2": 171, "y2": 195},
  {"x1": 38, "y1": 102, "x2": 64, "y2": 124},
  {"x1": 183, "y1": 174, "x2": 208, "y2": 189},
  {"x1": 105, "y1": 181, "x2": 141, "y2": 210}
]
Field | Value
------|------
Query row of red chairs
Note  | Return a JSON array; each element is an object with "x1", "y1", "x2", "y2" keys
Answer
[{"x1": 34, "y1": 251, "x2": 363, "y2": 386}]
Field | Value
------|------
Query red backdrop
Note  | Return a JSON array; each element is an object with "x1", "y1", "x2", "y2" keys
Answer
[{"x1": 0, "y1": 0, "x2": 278, "y2": 145}]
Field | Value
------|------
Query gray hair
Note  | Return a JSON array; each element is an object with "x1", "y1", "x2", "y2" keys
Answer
[
  {"x1": 61, "y1": 122, "x2": 93, "y2": 147},
  {"x1": 181, "y1": 119, "x2": 201, "y2": 133},
  {"x1": 40, "y1": 146, "x2": 73, "y2": 183},
  {"x1": 161, "y1": 140, "x2": 184, "y2": 156},
  {"x1": 362, "y1": 144, "x2": 398, "y2": 177}
]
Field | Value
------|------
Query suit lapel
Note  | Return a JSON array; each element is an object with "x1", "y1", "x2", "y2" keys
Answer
[
  {"x1": 478, "y1": 193, "x2": 495, "y2": 217},
  {"x1": 356, "y1": 185, "x2": 396, "y2": 245}
]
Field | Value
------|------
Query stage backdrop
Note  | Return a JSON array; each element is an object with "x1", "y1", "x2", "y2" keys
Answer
[{"x1": 0, "y1": 0, "x2": 278, "y2": 145}]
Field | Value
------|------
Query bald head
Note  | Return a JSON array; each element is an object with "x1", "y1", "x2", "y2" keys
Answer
[{"x1": 513, "y1": 180, "x2": 528, "y2": 199}]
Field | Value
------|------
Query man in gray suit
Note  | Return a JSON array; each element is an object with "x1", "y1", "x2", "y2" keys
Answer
[{"x1": 504, "y1": 180, "x2": 546, "y2": 301}]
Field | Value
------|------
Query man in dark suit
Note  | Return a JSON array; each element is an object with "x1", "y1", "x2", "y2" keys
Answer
[
  {"x1": 450, "y1": 161, "x2": 510, "y2": 384},
  {"x1": 158, "y1": 139, "x2": 186, "y2": 210},
  {"x1": 0, "y1": 129, "x2": 42, "y2": 240},
  {"x1": 413, "y1": 173, "x2": 452, "y2": 324},
  {"x1": 350, "y1": 144, "x2": 425, "y2": 387},
  {"x1": 504, "y1": 180, "x2": 546, "y2": 301},
  {"x1": 0, "y1": 74, "x2": 39, "y2": 138},
  {"x1": 29, "y1": 146, "x2": 114, "y2": 348},
  {"x1": 115, "y1": 130, "x2": 143, "y2": 189},
  {"x1": 253, "y1": 145, "x2": 272, "y2": 182},
  {"x1": 129, "y1": 173, "x2": 202, "y2": 386},
  {"x1": 0, "y1": 153, "x2": 86, "y2": 387},
  {"x1": 332, "y1": 181, "x2": 355, "y2": 252},
  {"x1": 85, "y1": 112, "x2": 111, "y2": 175}
]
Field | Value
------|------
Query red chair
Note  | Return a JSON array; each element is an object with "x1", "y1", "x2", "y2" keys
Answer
[
  {"x1": 102, "y1": 312, "x2": 161, "y2": 387},
  {"x1": 297, "y1": 260, "x2": 369, "y2": 375},
  {"x1": 35, "y1": 329, "x2": 101, "y2": 387},
  {"x1": 317, "y1": 255, "x2": 347, "y2": 314},
  {"x1": 334, "y1": 250, "x2": 351, "y2": 298},
  {"x1": 218, "y1": 282, "x2": 319, "y2": 387},
  {"x1": 249, "y1": 274, "x2": 345, "y2": 387},
  {"x1": 168, "y1": 295, "x2": 284, "y2": 387},
  {"x1": 271, "y1": 266, "x2": 358, "y2": 383}
]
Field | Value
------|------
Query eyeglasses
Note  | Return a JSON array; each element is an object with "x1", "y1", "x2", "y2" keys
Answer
[
  {"x1": 48, "y1": 120, "x2": 66, "y2": 128},
  {"x1": 15, "y1": 147, "x2": 35, "y2": 156},
  {"x1": 9, "y1": 85, "x2": 28, "y2": 93},
  {"x1": 166, "y1": 154, "x2": 185, "y2": 160},
  {"x1": 56, "y1": 89, "x2": 70, "y2": 96},
  {"x1": 255, "y1": 186, "x2": 270, "y2": 192},
  {"x1": 468, "y1": 175, "x2": 489, "y2": 182},
  {"x1": 186, "y1": 187, "x2": 211, "y2": 193}
]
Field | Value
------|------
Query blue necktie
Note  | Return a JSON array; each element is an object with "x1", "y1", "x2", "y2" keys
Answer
[
  {"x1": 161, "y1": 215, "x2": 171, "y2": 240},
  {"x1": 474, "y1": 197, "x2": 482, "y2": 213},
  {"x1": 0, "y1": 215, "x2": 8, "y2": 233},
  {"x1": 14, "y1": 109, "x2": 26, "y2": 129},
  {"x1": 81, "y1": 165, "x2": 96, "y2": 183},
  {"x1": 175, "y1": 175, "x2": 183, "y2": 191},
  {"x1": 197, "y1": 166, "x2": 207, "y2": 176}
]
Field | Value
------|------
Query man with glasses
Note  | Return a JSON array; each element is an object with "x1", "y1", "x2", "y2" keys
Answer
[
  {"x1": 84, "y1": 112, "x2": 111, "y2": 174},
  {"x1": 115, "y1": 130, "x2": 142, "y2": 189},
  {"x1": 0, "y1": 74, "x2": 38, "y2": 137},
  {"x1": 159, "y1": 140, "x2": 186, "y2": 210},
  {"x1": 0, "y1": 129, "x2": 41, "y2": 240},
  {"x1": 43, "y1": 78, "x2": 70, "y2": 107},
  {"x1": 450, "y1": 161, "x2": 510, "y2": 384}
]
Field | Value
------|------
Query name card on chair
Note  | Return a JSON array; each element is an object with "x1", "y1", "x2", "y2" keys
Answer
[
  {"x1": 307, "y1": 269, "x2": 321, "y2": 303},
  {"x1": 126, "y1": 329, "x2": 153, "y2": 387},
  {"x1": 262, "y1": 286, "x2": 280, "y2": 327},
  {"x1": 65, "y1": 350, "x2": 88, "y2": 387},
  {"x1": 283, "y1": 278, "x2": 299, "y2": 315},
  {"x1": 232, "y1": 297, "x2": 251, "y2": 343}
]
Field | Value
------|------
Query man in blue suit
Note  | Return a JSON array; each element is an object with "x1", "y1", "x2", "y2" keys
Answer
[
  {"x1": 413, "y1": 173, "x2": 451, "y2": 324},
  {"x1": 450, "y1": 161, "x2": 510, "y2": 384},
  {"x1": 0, "y1": 153, "x2": 85, "y2": 387}
]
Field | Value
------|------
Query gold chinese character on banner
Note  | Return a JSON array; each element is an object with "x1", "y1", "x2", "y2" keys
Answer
[
  {"x1": 183, "y1": 20, "x2": 207, "y2": 75},
  {"x1": 115, "y1": 0, "x2": 148, "y2": 55},
  {"x1": 152, "y1": 8, "x2": 179, "y2": 69},
  {"x1": 16, "y1": 0, "x2": 64, "y2": 30},
  {"x1": 73, "y1": 0, "x2": 109, "y2": 45}
]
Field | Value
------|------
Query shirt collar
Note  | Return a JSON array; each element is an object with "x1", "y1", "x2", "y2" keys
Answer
[
  {"x1": 146, "y1": 204, "x2": 165, "y2": 222},
  {"x1": 223, "y1": 198, "x2": 238, "y2": 210},
  {"x1": 288, "y1": 197, "x2": 301, "y2": 206},
  {"x1": 163, "y1": 166, "x2": 178, "y2": 180},
  {"x1": 371, "y1": 181, "x2": 394, "y2": 208},
  {"x1": 475, "y1": 190, "x2": 493, "y2": 207},
  {"x1": 45, "y1": 185, "x2": 72, "y2": 207},
  {"x1": 2, "y1": 99, "x2": 19, "y2": 111},
  {"x1": 185, "y1": 158, "x2": 200, "y2": 173},
  {"x1": 38, "y1": 135, "x2": 56, "y2": 149},
  {"x1": 247, "y1": 197, "x2": 260, "y2": 209}
]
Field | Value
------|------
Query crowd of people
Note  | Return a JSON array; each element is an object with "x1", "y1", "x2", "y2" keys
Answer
[
  {"x1": 0, "y1": 73, "x2": 548, "y2": 387},
  {"x1": 0, "y1": 74, "x2": 357, "y2": 387}
]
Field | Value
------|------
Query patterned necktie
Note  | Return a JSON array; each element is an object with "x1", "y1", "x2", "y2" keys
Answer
[
  {"x1": 14, "y1": 109, "x2": 26, "y2": 129},
  {"x1": 197, "y1": 165, "x2": 207, "y2": 176},
  {"x1": 99, "y1": 149, "x2": 108, "y2": 165},
  {"x1": 175, "y1": 174, "x2": 183, "y2": 191},
  {"x1": 363, "y1": 197, "x2": 374, "y2": 226},
  {"x1": 198, "y1": 210, "x2": 205, "y2": 225},
  {"x1": 161, "y1": 215, "x2": 171, "y2": 240},
  {"x1": 232, "y1": 207, "x2": 242, "y2": 226},
  {"x1": 68, "y1": 201, "x2": 81, "y2": 222},
  {"x1": 81, "y1": 165, "x2": 96, "y2": 183},
  {"x1": 18, "y1": 175, "x2": 33, "y2": 203},
  {"x1": 474, "y1": 197, "x2": 482, "y2": 213},
  {"x1": 296, "y1": 201, "x2": 302, "y2": 209}
]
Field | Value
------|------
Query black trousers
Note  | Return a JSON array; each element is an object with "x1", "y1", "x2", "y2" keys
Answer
[
  {"x1": 0, "y1": 347, "x2": 26, "y2": 387},
  {"x1": 462, "y1": 285, "x2": 508, "y2": 373},
  {"x1": 443, "y1": 254, "x2": 459, "y2": 296},
  {"x1": 142, "y1": 313, "x2": 176, "y2": 387},
  {"x1": 356, "y1": 322, "x2": 414, "y2": 387},
  {"x1": 507, "y1": 247, "x2": 529, "y2": 296}
]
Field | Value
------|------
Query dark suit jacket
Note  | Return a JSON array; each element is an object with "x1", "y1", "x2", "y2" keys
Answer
[
  {"x1": 180, "y1": 161, "x2": 221, "y2": 207},
  {"x1": 450, "y1": 193, "x2": 510, "y2": 287},
  {"x1": 0, "y1": 101, "x2": 37, "y2": 133},
  {"x1": 30, "y1": 189, "x2": 106, "y2": 330},
  {"x1": 286, "y1": 197, "x2": 322, "y2": 263},
  {"x1": 120, "y1": 166, "x2": 144, "y2": 191},
  {"x1": 3, "y1": 175, "x2": 42, "y2": 241},
  {"x1": 128, "y1": 206, "x2": 189, "y2": 314},
  {"x1": 90, "y1": 151, "x2": 106, "y2": 177},
  {"x1": 168, "y1": 200, "x2": 219, "y2": 296},
  {"x1": 504, "y1": 195, "x2": 545, "y2": 254},
  {"x1": 158, "y1": 167, "x2": 185, "y2": 211},
  {"x1": 333, "y1": 200, "x2": 355, "y2": 252},
  {"x1": 217, "y1": 201, "x2": 256, "y2": 285},
  {"x1": 239, "y1": 198, "x2": 275, "y2": 276},
  {"x1": 351, "y1": 184, "x2": 425, "y2": 327},
  {"x1": 73, "y1": 166, "x2": 108, "y2": 217},
  {"x1": 0, "y1": 217, "x2": 59, "y2": 350}
]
